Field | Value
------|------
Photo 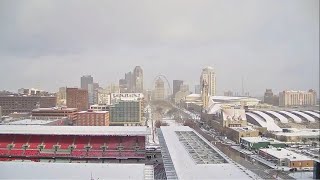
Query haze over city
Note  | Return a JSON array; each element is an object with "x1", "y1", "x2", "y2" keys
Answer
[{"x1": 0, "y1": 0, "x2": 319, "y2": 96}]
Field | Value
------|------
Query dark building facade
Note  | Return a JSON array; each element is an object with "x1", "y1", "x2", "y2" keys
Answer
[
  {"x1": 264, "y1": 89, "x2": 279, "y2": 106},
  {"x1": 66, "y1": 88, "x2": 88, "y2": 111},
  {"x1": 80, "y1": 75, "x2": 93, "y2": 90},
  {"x1": 173, "y1": 80, "x2": 183, "y2": 99},
  {"x1": 0, "y1": 95, "x2": 57, "y2": 115}
]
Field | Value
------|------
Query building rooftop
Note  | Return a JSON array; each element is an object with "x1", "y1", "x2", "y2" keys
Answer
[
  {"x1": 229, "y1": 126, "x2": 257, "y2": 132},
  {"x1": 273, "y1": 128, "x2": 320, "y2": 137},
  {"x1": 0, "y1": 125, "x2": 150, "y2": 136},
  {"x1": 32, "y1": 107, "x2": 78, "y2": 112},
  {"x1": 158, "y1": 126, "x2": 257, "y2": 180},
  {"x1": 0, "y1": 162, "x2": 153, "y2": 180},
  {"x1": 77, "y1": 110, "x2": 108, "y2": 114},
  {"x1": 241, "y1": 137, "x2": 284, "y2": 144},
  {"x1": 260, "y1": 148, "x2": 312, "y2": 161},
  {"x1": 1, "y1": 119, "x2": 57, "y2": 125}
]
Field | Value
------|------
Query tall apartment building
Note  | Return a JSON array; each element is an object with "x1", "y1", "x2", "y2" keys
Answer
[
  {"x1": 125, "y1": 72, "x2": 133, "y2": 92},
  {"x1": 0, "y1": 95, "x2": 57, "y2": 115},
  {"x1": 133, "y1": 66, "x2": 144, "y2": 93},
  {"x1": 0, "y1": 106, "x2": 2, "y2": 118},
  {"x1": 88, "y1": 83, "x2": 99, "y2": 105},
  {"x1": 173, "y1": 80, "x2": 184, "y2": 98},
  {"x1": 109, "y1": 101, "x2": 143, "y2": 126},
  {"x1": 66, "y1": 88, "x2": 88, "y2": 111},
  {"x1": 153, "y1": 77, "x2": 165, "y2": 101},
  {"x1": 76, "y1": 110, "x2": 109, "y2": 126},
  {"x1": 80, "y1": 75, "x2": 93, "y2": 90},
  {"x1": 200, "y1": 66, "x2": 216, "y2": 96},
  {"x1": 279, "y1": 90, "x2": 317, "y2": 107}
]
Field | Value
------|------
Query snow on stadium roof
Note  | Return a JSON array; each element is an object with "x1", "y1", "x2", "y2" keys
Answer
[
  {"x1": 0, "y1": 162, "x2": 153, "y2": 180},
  {"x1": 0, "y1": 125, "x2": 150, "y2": 136},
  {"x1": 158, "y1": 126, "x2": 258, "y2": 180}
]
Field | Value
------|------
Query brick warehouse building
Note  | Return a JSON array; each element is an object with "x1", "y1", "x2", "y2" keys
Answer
[
  {"x1": 66, "y1": 88, "x2": 88, "y2": 111},
  {"x1": 0, "y1": 95, "x2": 56, "y2": 116}
]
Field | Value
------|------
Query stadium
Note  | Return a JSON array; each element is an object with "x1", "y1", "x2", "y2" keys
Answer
[{"x1": 0, "y1": 125, "x2": 149, "y2": 162}]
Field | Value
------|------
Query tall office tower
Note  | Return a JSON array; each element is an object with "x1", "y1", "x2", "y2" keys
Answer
[
  {"x1": 81, "y1": 75, "x2": 93, "y2": 90},
  {"x1": 194, "y1": 85, "x2": 201, "y2": 94},
  {"x1": 279, "y1": 89, "x2": 317, "y2": 107},
  {"x1": 201, "y1": 79, "x2": 209, "y2": 110},
  {"x1": 133, "y1": 66, "x2": 144, "y2": 93},
  {"x1": 200, "y1": 66, "x2": 216, "y2": 96},
  {"x1": 66, "y1": 88, "x2": 88, "y2": 111},
  {"x1": 119, "y1": 79, "x2": 127, "y2": 93},
  {"x1": 173, "y1": 80, "x2": 184, "y2": 98},
  {"x1": 125, "y1": 72, "x2": 133, "y2": 92},
  {"x1": 88, "y1": 84, "x2": 95, "y2": 105},
  {"x1": 153, "y1": 77, "x2": 165, "y2": 101}
]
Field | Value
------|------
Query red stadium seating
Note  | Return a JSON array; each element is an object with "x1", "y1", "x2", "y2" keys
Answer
[
  {"x1": 27, "y1": 135, "x2": 42, "y2": 149},
  {"x1": 74, "y1": 136, "x2": 90, "y2": 149},
  {"x1": 72, "y1": 150, "x2": 87, "y2": 157},
  {"x1": 87, "y1": 150, "x2": 103, "y2": 157},
  {"x1": 122, "y1": 137, "x2": 136, "y2": 150},
  {"x1": 0, "y1": 149, "x2": 9, "y2": 156},
  {"x1": 13, "y1": 135, "x2": 29, "y2": 149},
  {"x1": 107, "y1": 137, "x2": 120, "y2": 150},
  {"x1": 43, "y1": 136, "x2": 59, "y2": 149},
  {"x1": 24, "y1": 150, "x2": 39, "y2": 157},
  {"x1": 0, "y1": 134, "x2": 146, "y2": 161},
  {"x1": 90, "y1": 136, "x2": 106, "y2": 150},
  {"x1": 0, "y1": 135, "x2": 14, "y2": 148},
  {"x1": 59, "y1": 136, "x2": 74, "y2": 149},
  {"x1": 9, "y1": 149, "x2": 24, "y2": 156}
]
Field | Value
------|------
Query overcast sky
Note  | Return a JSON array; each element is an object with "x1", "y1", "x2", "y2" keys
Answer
[{"x1": 0, "y1": 0, "x2": 319, "y2": 96}]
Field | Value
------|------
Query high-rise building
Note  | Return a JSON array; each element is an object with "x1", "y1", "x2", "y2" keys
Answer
[
  {"x1": 153, "y1": 77, "x2": 165, "y2": 101},
  {"x1": 200, "y1": 66, "x2": 216, "y2": 96},
  {"x1": 0, "y1": 106, "x2": 2, "y2": 118},
  {"x1": 194, "y1": 85, "x2": 201, "y2": 94},
  {"x1": 279, "y1": 90, "x2": 317, "y2": 107},
  {"x1": 173, "y1": 80, "x2": 184, "y2": 98},
  {"x1": 109, "y1": 101, "x2": 143, "y2": 126},
  {"x1": 0, "y1": 95, "x2": 57, "y2": 115},
  {"x1": 88, "y1": 83, "x2": 100, "y2": 105},
  {"x1": 119, "y1": 79, "x2": 127, "y2": 93},
  {"x1": 263, "y1": 89, "x2": 279, "y2": 106},
  {"x1": 80, "y1": 75, "x2": 93, "y2": 90},
  {"x1": 66, "y1": 88, "x2": 88, "y2": 111},
  {"x1": 125, "y1": 72, "x2": 133, "y2": 92},
  {"x1": 133, "y1": 66, "x2": 143, "y2": 93}
]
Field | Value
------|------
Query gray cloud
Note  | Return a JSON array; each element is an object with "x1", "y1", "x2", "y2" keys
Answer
[{"x1": 0, "y1": 0, "x2": 319, "y2": 96}]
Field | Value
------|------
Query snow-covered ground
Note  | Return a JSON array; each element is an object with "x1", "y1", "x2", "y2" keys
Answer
[{"x1": 289, "y1": 171, "x2": 313, "y2": 179}]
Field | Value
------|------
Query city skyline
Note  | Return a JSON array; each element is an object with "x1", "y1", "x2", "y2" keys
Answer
[{"x1": 0, "y1": 0, "x2": 319, "y2": 96}]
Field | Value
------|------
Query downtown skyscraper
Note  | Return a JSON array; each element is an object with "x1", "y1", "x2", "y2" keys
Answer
[{"x1": 133, "y1": 66, "x2": 144, "y2": 93}]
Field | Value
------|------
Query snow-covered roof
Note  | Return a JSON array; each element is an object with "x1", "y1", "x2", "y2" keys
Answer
[
  {"x1": 0, "y1": 162, "x2": 153, "y2": 180},
  {"x1": 291, "y1": 111, "x2": 315, "y2": 122},
  {"x1": 0, "y1": 125, "x2": 150, "y2": 136},
  {"x1": 229, "y1": 126, "x2": 256, "y2": 132},
  {"x1": 2, "y1": 119, "x2": 57, "y2": 125},
  {"x1": 265, "y1": 111, "x2": 289, "y2": 123},
  {"x1": 252, "y1": 111, "x2": 282, "y2": 132},
  {"x1": 246, "y1": 112, "x2": 267, "y2": 128},
  {"x1": 241, "y1": 137, "x2": 284, "y2": 144},
  {"x1": 273, "y1": 128, "x2": 320, "y2": 137},
  {"x1": 279, "y1": 111, "x2": 302, "y2": 123},
  {"x1": 304, "y1": 111, "x2": 320, "y2": 118},
  {"x1": 260, "y1": 148, "x2": 312, "y2": 161},
  {"x1": 78, "y1": 111, "x2": 108, "y2": 114},
  {"x1": 158, "y1": 126, "x2": 257, "y2": 180}
]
